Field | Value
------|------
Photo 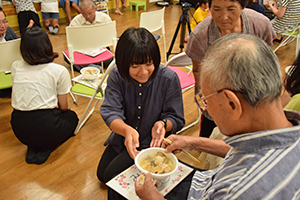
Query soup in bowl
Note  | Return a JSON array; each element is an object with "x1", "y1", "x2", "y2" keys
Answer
[{"x1": 135, "y1": 147, "x2": 178, "y2": 180}]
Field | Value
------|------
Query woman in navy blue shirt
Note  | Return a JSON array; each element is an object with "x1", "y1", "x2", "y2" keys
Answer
[{"x1": 97, "y1": 27, "x2": 185, "y2": 183}]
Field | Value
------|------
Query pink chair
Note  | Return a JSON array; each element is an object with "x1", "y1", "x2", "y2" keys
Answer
[{"x1": 63, "y1": 21, "x2": 117, "y2": 105}]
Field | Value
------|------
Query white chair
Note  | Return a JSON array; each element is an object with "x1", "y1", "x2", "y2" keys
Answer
[
  {"x1": 74, "y1": 59, "x2": 115, "y2": 134},
  {"x1": 0, "y1": 39, "x2": 22, "y2": 90},
  {"x1": 63, "y1": 21, "x2": 117, "y2": 103},
  {"x1": 273, "y1": 25, "x2": 300, "y2": 58},
  {"x1": 165, "y1": 52, "x2": 201, "y2": 134},
  {"x1": 140, "y1": 7, "x2": 167, "y2": 61}
]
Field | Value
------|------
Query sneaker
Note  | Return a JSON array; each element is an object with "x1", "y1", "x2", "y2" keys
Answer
[
  {"x1": 51, "y1": 25, "x2": 59, "y2": 35},
  {"x1": 48, "y1": 24, "x2": 54, "y2": 33}
]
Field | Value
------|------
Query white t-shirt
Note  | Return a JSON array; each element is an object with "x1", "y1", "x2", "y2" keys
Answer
[
  {"x1": 41, "y1": 0, "x2": 59, "y2": 13},
  {"x1": 11, "y1": 60, "x2": 71, "y2": 111}
]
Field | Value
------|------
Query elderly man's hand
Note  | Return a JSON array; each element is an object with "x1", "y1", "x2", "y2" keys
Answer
[{"x1": 135, "y1": 173, "x2": 165, "y2": 200}]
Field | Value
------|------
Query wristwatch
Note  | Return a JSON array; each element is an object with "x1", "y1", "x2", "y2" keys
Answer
[{"x1": 161, "y1": 119, "x2": 167, "y2": 130}]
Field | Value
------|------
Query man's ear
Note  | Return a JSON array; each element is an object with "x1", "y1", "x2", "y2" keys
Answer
[{"x1": 223, "y1": 90, "x2": 242, "y2": 120}]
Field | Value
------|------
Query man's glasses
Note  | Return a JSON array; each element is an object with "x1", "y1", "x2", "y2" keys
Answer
[
  {"x1": 194, "y1": 88, "x2": 242, "y2": 109},
  {"x1": 0, "y1": 20, "x2": 8, "y2": 25}
]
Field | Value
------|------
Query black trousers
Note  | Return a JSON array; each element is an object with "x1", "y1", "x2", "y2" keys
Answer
[
  {"x1": 97, "y1": 144, "x2": 149, "y2": 183},
  {"x1": 11, "y1": 109, "x2": 78, "y2": 151},
  {"x1": 18, "y1": 11, "x2": 41, "y2": 35}
]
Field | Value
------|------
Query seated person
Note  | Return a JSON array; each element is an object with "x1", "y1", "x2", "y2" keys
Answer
[
  {"x1": 10, "y1": 27, "x2": 78, "y2": 165},
  {"x1": 97, "y1": 27, "x2": 185, "y2": 183},
  {"x1": 133, "y1": 33, "x2": 300, "y2": 200},
  {"x1": 184, "y1": 0, "x2": 210, "y2": 42},
  {"x1": 0, "y1": 7, "x2": 18, "y2": 43},
  {"x1": 69, "y1": 0, "x2": 111, "y2": 26},
  {"x1": 67, "y1": 0, "x2": 112, "y2": 72},
  {"x1": 264, "y1": 0, "x2": 300, "y2": 34},
  {"x1": 60, "y1": 0, "x2": 81, "y2": 23},
  {"x1": 0, "y1": 7, "x2": 19, "y2": 98},
  {"x1": 41, "y1": 0, "x2": 60, "y2": 35}
]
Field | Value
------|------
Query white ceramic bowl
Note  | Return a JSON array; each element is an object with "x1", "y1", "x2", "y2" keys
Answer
[
  {"x1": 135, "y1": 147, "x2": 178, "y2": 180},
  {"x1": 80, "y1": 66, "x2": 100, "y2": 80}
]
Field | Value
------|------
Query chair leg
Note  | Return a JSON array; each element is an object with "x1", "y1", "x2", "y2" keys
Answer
[
  {"x1": 75, "y1": 99, "x2": 100, "y2": 134},
  {"x1": 70, "y1": 92, "x2": 77, "y2": 105},
  {"x1": 176, "y1": 107, "x2": 201, "y2": 134}
]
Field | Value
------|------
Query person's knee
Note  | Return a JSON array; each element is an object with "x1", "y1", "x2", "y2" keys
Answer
[{"x1": 65, "y1": 0, "x2": 70, "y2": 7}]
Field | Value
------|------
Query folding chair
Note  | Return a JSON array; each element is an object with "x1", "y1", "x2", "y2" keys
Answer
[
  {"x1": 0, "y1": 39, "x2": 22, "y2": 90},
  {"x1": 75, "y1": 59, "x2": 115, "y2": 134},
  {"x1": 273, "y1": 25, "x2": 300, "y2": 58},
  {"x1": 165, "y1": 52, "x2": 201, "y2": 134},
  {"x1": 140, "y1": 7, "x2": 167, "y2": 61},
  {"x1": 63, "y1": 21, "x2": 117, "y2": 104}
]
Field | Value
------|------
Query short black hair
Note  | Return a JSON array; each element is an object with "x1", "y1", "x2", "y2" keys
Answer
[
  {"x1": 0, "y1": 7, "x2": 6, "y2": 16},
  {"x1": 115, "y1": 27, "x2": 161, "y2": 85},
  {"x1": 285, "y1": 51, "x2": 300, "y2": 96},
  {"x1": 208, "y1": 0, "x2": 248, "y2": 8},
  {"x1": 20, "y1": 27, "x2": 58, "y2": 65},
  {"x1": 196, "y1": 0, "x2": 209, "y2": 9}
]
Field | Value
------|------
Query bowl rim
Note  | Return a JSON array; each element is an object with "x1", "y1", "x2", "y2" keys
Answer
[
  {"x1": 80, "y1": 66, "x2": 100, "y2": 75},
  {"x1": 135, "y1": 147, "x2": 178, "y2": 178}
]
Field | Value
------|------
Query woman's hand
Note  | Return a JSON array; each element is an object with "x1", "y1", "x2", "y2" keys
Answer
[
  {"x1": 135, "y1": 173, "x2": 165, "y2": 200},
  {"x1": 150, "y1": 120, "x2": 166, "y2": 147},
  {"x1": 124, "y1": 128, "x2": 140, "y2": 159}
]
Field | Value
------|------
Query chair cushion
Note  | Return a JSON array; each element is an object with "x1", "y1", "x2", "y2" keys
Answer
[
  {"x1": 167, "y1": 66, "x2": 195, "y2": 90},
  {"x1": 63, "y1": 50, "x2": 114, "y2": 65},
  {"x1": 71, "y1": 83, "x2": 103, "y2": 98},
  {"x1": 0, "y1": 72, "x2": 12, "y2": 90}
]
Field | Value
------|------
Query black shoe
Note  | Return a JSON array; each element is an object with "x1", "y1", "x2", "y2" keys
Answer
[
  {"x1": 35, "y1": 149, "x2": 53, "y2": 164},
  {"x1": 25, "y1": 146, "x2": 38, "y2": 164}
]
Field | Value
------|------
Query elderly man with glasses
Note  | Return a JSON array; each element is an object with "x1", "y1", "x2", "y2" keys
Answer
[
  {"x1": 133, "y1": 33, "x2": 300, "y2": 200},
  {"x1": 0, "y1": 7, "x2": 18, "y2": 43}
]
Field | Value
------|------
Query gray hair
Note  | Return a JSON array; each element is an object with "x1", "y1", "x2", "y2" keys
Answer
[
  {"x1": 201, "y1": 33, "x2": 282, "y2": 107},
  {"x1": 79, "y1": 0, "x2": 95, "y2": 9}
]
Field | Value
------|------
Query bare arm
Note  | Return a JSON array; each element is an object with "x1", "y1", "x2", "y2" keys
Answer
[
  {"x1": 162, "y1": 135, "x2": 231, "y2": 158},
  {"x1": 57, "y1": 94, "x2": 69, "y2": 111},
  {"x1": 264, "y1": 0, "x2": 286, "y2": 18}
]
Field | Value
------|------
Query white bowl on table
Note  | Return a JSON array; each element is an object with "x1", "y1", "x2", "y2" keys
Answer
[
  {"x1": 80, "y1": 66, "x2": 100, "y2": 81},
  {"x1": 135, "y1": 147, "x2": 178, "y2": 180}
]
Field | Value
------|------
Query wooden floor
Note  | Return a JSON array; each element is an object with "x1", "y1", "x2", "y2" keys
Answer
[{"x1": 0, "y1": 3, "x2": 297, "y2": 199}]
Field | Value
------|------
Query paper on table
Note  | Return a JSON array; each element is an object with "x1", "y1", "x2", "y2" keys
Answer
[
  {"x1": 72, "y1": 74, "x2": 107, "y2": 89},
  {"x1": 76, "y1": 48, "x2": 107, "y2": 57},
  {"x1": 106, "y1": 162, "x2": 194, "y2": 200}
]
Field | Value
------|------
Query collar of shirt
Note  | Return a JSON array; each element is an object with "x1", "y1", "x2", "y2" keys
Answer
[
  {"x1": 224, "y1": 110, "x2": 300, "y2": 154},
  {"x1": 0, "y1": 32, "x2": 6, "y2": 43}
]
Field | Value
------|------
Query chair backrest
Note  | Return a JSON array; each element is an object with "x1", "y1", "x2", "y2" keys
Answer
[
  {"x1": 139, "y1": 7, "x2": 165, "y2": 34},
  {"x1": 165, "y1": 52, "x2": 194, "y2": 92},
  {"x1": 66, "y1": 21, "x2": 117, "y2": 62},
  {"x1": 0, "y1": 39, "x2": 22, "y2": 72},
  {"x1": 165, "y1": 52, "x2": 192, "y2": 67}
]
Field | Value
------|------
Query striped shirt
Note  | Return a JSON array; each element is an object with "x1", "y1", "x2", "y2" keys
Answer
[
  {"x1": 272, "y1": 0, "x2": 300, "y2": 34},
  {"x1": 188, "y1": 110, "x2": 300, "y2": 199}
]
